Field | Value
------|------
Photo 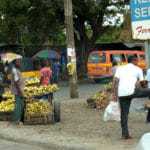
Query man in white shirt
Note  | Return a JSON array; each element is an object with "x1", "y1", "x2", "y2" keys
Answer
[{"x1": 113, "y1": 56, "x2": 144, "y2": 139}]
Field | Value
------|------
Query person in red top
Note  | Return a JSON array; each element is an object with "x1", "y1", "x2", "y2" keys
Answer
[{"x1": 40, "y1": 59, "x2": 52, "y2": 85}]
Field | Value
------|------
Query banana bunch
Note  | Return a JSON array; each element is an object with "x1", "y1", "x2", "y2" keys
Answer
[
  {"x1": 50, "y1": 84, "x2": 59, "y2": 92},
  {"x1": 2, "y1": 91, "x2": 15, "y2": 101},
  {"x1": 67, "y1": 63, "x2": 75, "y2": 75},
  {"x1": 26, "y1": 101, "x2": 52, "y2": 115},
  {"x1": 92, "y1": 91, "x2": 109, "y2": 109},
  {"x1": 24, "y1": 84, "x2": 59, "y2": 97},
  {"x1": 95, "y1": 91, "x2": 108, "y2": 109},
  {"x1": 25, "y1": 77, "x2": 40, "y2": 86},
  {"x1": 92, "y1": 92, "x2": 102, "y2": 100},
  {"x1": 104, "y1": 82, "x2": 112, "y2": 92},
  {"x1": 0, "y1": 99, "x2": 15, "y2": 112}
]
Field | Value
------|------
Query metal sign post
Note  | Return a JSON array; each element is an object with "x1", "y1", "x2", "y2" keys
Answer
[
  {"x1": 145, "y1": 41, "x2": 150, "y2": 68},
  {"x1": 130, "y1": 0, "x2": 150, "y2": 67}
]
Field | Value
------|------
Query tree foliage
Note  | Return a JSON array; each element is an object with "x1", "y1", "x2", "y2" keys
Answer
[
  {"x1": 0, "y1": 0, "x2": 30, "y2": 43},
  {"x1": 0, "y1": 0, "x2": 64, "y2": 46},
  {"x1": 0, "y1": 0, "x2": 128, "y2": 55},
  {"x1": 73, "y1": 0, "x2": 110, "y2": 48},
  {"x1": 72, "y1": 0, "x2": 128, "y2": 50}
]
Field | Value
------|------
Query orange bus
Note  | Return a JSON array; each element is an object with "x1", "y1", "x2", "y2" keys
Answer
[{"x1": 87, "y1": 50, "x2": 146, "y2": 82}]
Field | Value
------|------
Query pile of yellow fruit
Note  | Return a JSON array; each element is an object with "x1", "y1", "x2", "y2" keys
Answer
[
  {"x1": 25, "y1": 77, "x2": 40, "y2": 86},
  {"x1": 0, "y1": 99, "x2": 15, "y2": 112},
  {"x1": 2, "y1": 84, "x2": 58, "y2": 98},
  {"x1": 25, "y1": 101, "x2": 52, "y2": 116},
  {"x1": 2, "y1": 91, "x2": 15, "y2": 100},
  {"x1": 24, "y1": 84, "x2": 59, "y2": 97},
  {"x1": 87, "y1": 83, "x2": 112, "y2": 109},
  {"x1": 104, "y1": 82, "x2": 112, "y2": 92},
  {"x1": 0, "y1": 84, "x2": 58, "y2": 113},
  {"x1": 92, "y1": 91, "x2": 109, "y2": 109}
]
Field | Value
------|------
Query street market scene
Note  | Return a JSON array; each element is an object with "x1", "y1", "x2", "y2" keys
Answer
[{"x1": 0, "y1": 0, "x2": 150, "y2": 150}]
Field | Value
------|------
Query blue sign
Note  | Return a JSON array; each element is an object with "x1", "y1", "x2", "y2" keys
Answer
[{"x1": 130, "y1": 0, "x2": 150, "y2": 22}]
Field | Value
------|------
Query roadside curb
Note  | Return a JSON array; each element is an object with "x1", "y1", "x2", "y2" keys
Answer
[
  {"x1": 0, "y1": 126, "x2": 94, "y2": 150},
  {"x1": 0, "y1": 131, "x2": 62, "y2": 150}
]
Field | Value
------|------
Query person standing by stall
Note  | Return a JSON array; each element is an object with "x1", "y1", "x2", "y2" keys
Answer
[
  {"x1": 52, "y1": 60, "x2": 60, "y2": 83},
  {"x1": 40, "y1": 59, "x2": 52, "y2": 85},
  {"x1": 0, "y1": 61, "x2": 8, "y2": 100},
  {"x1": 40, "y1": 59, "x2": 52, "y2": 101},
  {"x1": 11, "y1": 59, "x2": 24, "y2": 124}
]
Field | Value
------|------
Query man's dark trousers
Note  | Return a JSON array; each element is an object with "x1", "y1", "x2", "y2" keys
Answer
[
  {"x1": 13, "y1": 95, "x2": 24, "y2": 122},
  {"x1": 119, "y1": 88, "x2": 150, "y2": 137},
  {"x1": 134, "y1": 88, "x2": 150, "y2": 122},
  {"x1": 119, "y1": 96, "x2": 132, "y2": 137}
]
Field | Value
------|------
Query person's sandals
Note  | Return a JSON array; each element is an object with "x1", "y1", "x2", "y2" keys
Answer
[{"x1": 121, "y1": 135, "x2": 133, "y2": 140}]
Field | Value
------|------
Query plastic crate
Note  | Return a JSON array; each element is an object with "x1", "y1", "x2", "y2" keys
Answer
[{"x1": 24, "y1": 112, "x2": 53, "y2": 125}]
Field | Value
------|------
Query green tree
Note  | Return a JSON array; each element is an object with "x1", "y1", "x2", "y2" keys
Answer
[
  {"x1": 69, "y1": 0, "x2": 128, "y2": 72},
  {"x1": 0, "y1": 0, "x2": 129, "y2": 58},
  {"x1": 27, "y1": 0, "x2": 62, "y2": 45},
  {"x1": 0, "y1": 0, "x2": 64, "y2": 50},
  {"x1": 0, "y1": 0, "x2": 30, "y2": 44}
]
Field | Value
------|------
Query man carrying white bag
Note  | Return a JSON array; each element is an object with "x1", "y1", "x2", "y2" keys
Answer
[
  {"x1": 111, "y1": 56, "x2": 150, "y2": 140},
  {"x1": 103, "y1": 101, "x2": 120, "y2": 122}
]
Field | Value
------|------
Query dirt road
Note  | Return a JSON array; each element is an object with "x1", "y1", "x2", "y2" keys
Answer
[{"x1": 32, "y1": 99, "x2": 150, "y2": 150}]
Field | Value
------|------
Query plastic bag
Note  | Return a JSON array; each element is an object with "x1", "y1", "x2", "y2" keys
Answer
[
  {"x1": 103, "y1": 101, "x2": 120, "y2": 122},
  {"x1": 136, "y1": 133, "x2": 150, "y2": 150}
]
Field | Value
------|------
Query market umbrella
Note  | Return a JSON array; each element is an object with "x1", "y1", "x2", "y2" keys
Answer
[
  {"x1": 33, "y1": 50, "x2": 60, "y2": 59},
  {"x1": 0, "y1": 52, "x2": 22, "y2": 63}
]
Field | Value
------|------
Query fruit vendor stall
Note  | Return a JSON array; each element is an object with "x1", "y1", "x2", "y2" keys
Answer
[
  {"x1": 0, "y1": 52, "x2": 60, "y2": 124},
  {"x1": 0, "y1": 77, "x2": 60, "y2": 125}
]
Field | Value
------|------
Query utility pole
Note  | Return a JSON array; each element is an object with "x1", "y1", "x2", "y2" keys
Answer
[
  {"x1": 145, "y1": 41, "x2": 150, "y2": 68},
  {"x1": 64, "y1": 0, "x2": 79, "y2": 98}
]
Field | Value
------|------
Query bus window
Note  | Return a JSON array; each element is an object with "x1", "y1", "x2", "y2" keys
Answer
[
  {"x1": 88, "y1": 53, "x2": 106, "y2": 63},
  {"x1": 110, "y1": 54, "x2": 126, "y2": 63},
  {"x1": 139, "y1": 54, "x2": 145, "y2": 60},
  {"x1": 126, "y1": 54, "x2": 138, "y2": 61}
]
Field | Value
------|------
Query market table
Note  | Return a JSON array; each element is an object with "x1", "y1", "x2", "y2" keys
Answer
[{"x1": 0, "y1": 83, "x2": 60, "y2": 125}]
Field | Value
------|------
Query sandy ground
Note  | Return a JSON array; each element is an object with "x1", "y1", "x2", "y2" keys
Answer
[
  {"x1": 1, "y1": 82, "x2": 149, "y2": 150},
  {"x1": 0, "y1": 99, "x2": 149, "y2": 150},
  {"x1": 26, "y1": 99, "x2": 150, "y2": 150}
]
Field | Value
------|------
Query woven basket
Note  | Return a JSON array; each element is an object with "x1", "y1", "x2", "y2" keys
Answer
[{"x1": 24, "y1": 112, "x2": 53, "y2": 125}]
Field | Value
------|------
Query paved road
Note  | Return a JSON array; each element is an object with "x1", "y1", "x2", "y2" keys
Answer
[
  {"x1": 0, "y1": 139, "x2": 47, "y2": 150},
  {"x1": 54, "y1": 81, "x2": 103, "y2": 101}
]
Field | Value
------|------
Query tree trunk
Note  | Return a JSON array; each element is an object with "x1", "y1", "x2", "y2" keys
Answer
[{"x1": 77, "y1": 35, "x2": 95, "y2": 79}]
